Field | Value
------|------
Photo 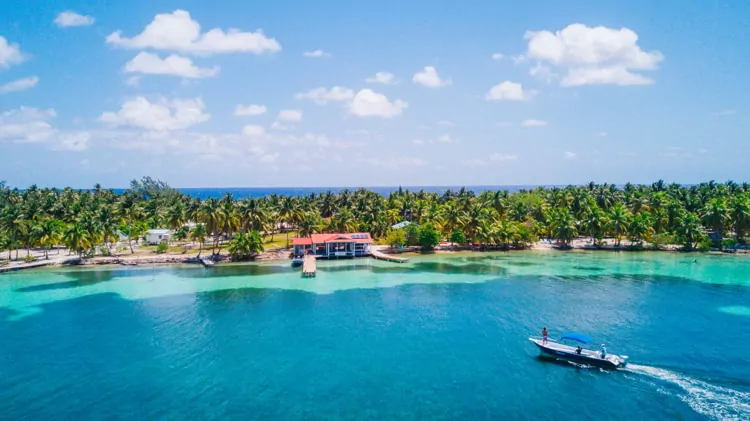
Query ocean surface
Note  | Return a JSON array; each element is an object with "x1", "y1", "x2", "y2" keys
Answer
[
  {"x1": 112, "y1": 185, "x2": 549, "y2": 199},
  {"x1": 1, "y1": 251, "x2": 749, "y2": 420}
]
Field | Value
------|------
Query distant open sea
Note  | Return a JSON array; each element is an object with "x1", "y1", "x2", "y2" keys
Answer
[{"x1": 111, "y1": 185, "x2": 551, "y2": 199}]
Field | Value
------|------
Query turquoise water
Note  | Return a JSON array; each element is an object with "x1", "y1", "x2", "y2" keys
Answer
[{"x1": 1, "y1": 251, "x2": 749, "y2": 420}]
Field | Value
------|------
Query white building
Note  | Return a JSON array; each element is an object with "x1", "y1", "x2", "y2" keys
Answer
[{"x1": 145, "y1": 229, "x2": 172, "y2": 245}]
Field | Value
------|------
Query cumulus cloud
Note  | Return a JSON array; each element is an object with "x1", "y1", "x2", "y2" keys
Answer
[
  {"x1": 0, "y1": 107, "x2": 57, "y2": 143},
  {"x1": 303, "y1": 49, "x2": 331, "y2": 57},
  {"x1": 485, "y1": 81, "x2": 534, "y2": 101},
  {"x1": 365, "y1": 71, "x2": 396, "y2": 85},
  {"x1": 106, "y1": 10, "x2": 280, "y2": 55},
  {"x1": 99, "y1": 97, "x2": 210, "y2": 131},
  {"x1": 277, "y1": 109, "x2": 302, "y2": 121},
  {"x1": 529, "y1": 63, "x2": 558, "y2": 84},
  {"x1": 54, "y1": 11, "x2": 95, "y2": 28},
  {"x1": 491, "y1": 53, "x2": 504, "y2": 61},
  {"x1": 270, "y1": 121, "x2": 292, "y2": 131},
  {"x1": 234, "y1": 104, "x2": 267, "y2": 116},
  {"x1": 242, "y1": 124, "x2": 266, "y2": 137},
  {"x1": 0, "y1": 37, "x2": 25, "y2": 68},
  {"x1": 563, "y1": 151, "x2": 577, "y2": 159},
  {"x1": 436, "y1": 134, "x2": 456, "y2": 143},
  {"x1": 525, "y1": 23, "x2": 664, "y2": 86},
  {"x1": 349, "y1": 89, "x2": 408, "y2": 118},
  {"x1": 412, "y1": 66, "x2": 451, "y2": 88},
  {"x1": 521, "y1": 119, "x2": 547, "y2": 127},
  {"x1": 0, "y1": 76, "x2": 39, "y2": 94},
  {"x1": 124, "y1": 52, "x2": 219, "y2": 78},
  {"x1": 294, "y1": 86, "x2": 354, "y2": 104}
]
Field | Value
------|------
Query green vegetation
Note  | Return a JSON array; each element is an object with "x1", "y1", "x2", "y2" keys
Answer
[{"x1": 1, "y1": 179, "x2": 749, "y2": 262}]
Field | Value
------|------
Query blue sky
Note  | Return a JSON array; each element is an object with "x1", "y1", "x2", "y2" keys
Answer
[{"x1": 1, "y1": 0, "x2": 748, "y2": 188}]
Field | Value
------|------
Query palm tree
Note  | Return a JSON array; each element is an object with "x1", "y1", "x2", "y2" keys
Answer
[
  {"x1": 190, "y1": 224, "x2": 207, "y2": 258},
  {"x1": 63, "y1": 221, "x2": 89, "y2": 257},
  {"x1": 628, "y1": 212, "x2": 653, "y2": 245},
  {"x1": 607, "y1": 203, "x2": 631, "y2": 247},
  {"x1": 297, "y1": 212, "x2": 322, "y2": 238},
  {"x1": 730, "y1": 194, "x2": 750, "y2": 242},
  {"x1": 701, "y1": 197, "x2": 730, "y2": 234},
  {"x1": 197, "y1": 198, "x2": 222, "y2": 255},
  {"x1": 676, "y1": 212, "x2": 703, "y2": 250},
  {"x1": 34, "y1": 219, "x2": 64, "y2": 259},
  {"x1": 118, "y1": 193, "x2": 141, "y2": 253},
  {"x1": 550, "y1": 209, "x2": 578, "y2": 247}
]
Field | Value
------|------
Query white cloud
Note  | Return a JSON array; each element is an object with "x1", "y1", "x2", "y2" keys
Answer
[
  {"x1": 490, "y1": 153, "x2": 518, "y2": 162},
  {"x1": 54, "y1": 11, "x2": 95, "y2": 28},
  {"x1": 711, "y1": 109, "x2": 736, "y2": 116},
  {"x1": 365, "y1": 72, "x2": 395, "y2": 85},
  {"x1": 349, "y1": 89, "x2": 408, "y2": 118},
  {"x1": 597, "y1": 131, "x2": 607, "y2": 137},
  {"x1": 294, "y1": 86, "x2": 354, "y2": 104},
  {"x1": 521, "y1": 119, "x2": 547, "y2": 127},
  {"x1": 234, "y1": 104, "x2": 267, "y2": 116},
  {"x1": 529, "y1": 62, "x2": 558, "y2": 84},
  {"x1": 413, "y1": 139, "x2": 425, "y2": 145},
  {"x1": 277, "y1": 109, "x2": 302, "y2": 122},
  {"x1": 0, "y1": 37, "x2": 25, "y2": 68},
  {"x1": 511, "y1": 55, "x2": 526, "y2": 65},
  {"x1": 99, "y1": 96, "x2": 210, "y2": 131},
  {"x1": 124, "y1": 52, "x2": 219, "y2": 78},
  {"x1": 303, "y1": 49, "x2": 331, "y2": 58},
  {"x1": 0, "y1": 107, "x2": 57, "y2": 143},
  {"x1": 106, "y1": 10, "x2": 280, "y2": 55},
  {"x1": 485, "y1": 81, "x2": 534, "y2": 101},
  {"x1": 436, "y1": 134, "x2": 456, "y2": 143},
  {"x1": 125, "y1": 76, "x2": 140, "y2": 86},
  {"x1": 525, "y1": 23, "x2": 664, "y2": 86},
  {"x1": 242, "y1": 124, "x2": 265, "y2": 137},
  {"x1": 562, "y1": 67, "x2": 653, "y2": 86},
  {"x1": 0, "y1": 76, "x2": 39, "y2": 94},
  {"x1": 491, "y1": 53, "x2": 504, "y2": 61},
  {"x1": 437, "y1": 120, "x2": 455, "y2": 126},
  {"x1": 57, "y1": 132, "x2": 90, "y2": 151},
  {"x1": 563, "y1": 151, "x2": 577, "y2": 159},
  {"x1": 270, "y1": 121, "x2": 292, "y2": 131},
  {"x1": 412, "y1": 66, "x2": 451, "y2": 88}
]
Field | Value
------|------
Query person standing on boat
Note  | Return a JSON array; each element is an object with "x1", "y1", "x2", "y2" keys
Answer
[
  {"x1": 600, "y1": 344, "x2": 607, "y2": 359},
  {"x1": 542, "y1": 327, "x2": 549, "y2": 344}
]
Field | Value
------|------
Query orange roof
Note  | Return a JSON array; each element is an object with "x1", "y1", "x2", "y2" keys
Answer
[{"x1": 292, "y1": 233, "x2": 372, "y2": 245}]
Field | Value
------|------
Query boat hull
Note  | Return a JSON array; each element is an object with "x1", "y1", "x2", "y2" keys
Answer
[{"x1": 529, "y1": 338, "x2": 627, "y2": 369}]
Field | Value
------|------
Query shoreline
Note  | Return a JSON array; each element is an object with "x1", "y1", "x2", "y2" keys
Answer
[{"x1": 3, "y1": 240, "x2": 748, "y2": 273}]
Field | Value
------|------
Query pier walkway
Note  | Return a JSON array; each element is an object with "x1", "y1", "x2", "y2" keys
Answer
[
  {"x1": 371, "y1": 250, "x2": 409, "y2": 263},
  {"x1": 302, "y1": 255, "x2": 317, "y2": 277}
]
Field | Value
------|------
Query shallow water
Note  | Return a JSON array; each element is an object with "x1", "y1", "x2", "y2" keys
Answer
[{"x1": 1, "y1": 251, "x2": 749, "y2": 420}]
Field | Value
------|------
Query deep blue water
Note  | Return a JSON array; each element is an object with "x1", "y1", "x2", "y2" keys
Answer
[{"x1": 1, "y1": 254, "x2": 749, "y2": 420}]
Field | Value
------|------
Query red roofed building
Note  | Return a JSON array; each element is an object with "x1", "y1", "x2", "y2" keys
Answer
[{"x1": 292, "y1": 233, "x2": 372, "y2": 258}]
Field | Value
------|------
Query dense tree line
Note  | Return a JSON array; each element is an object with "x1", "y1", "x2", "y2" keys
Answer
[{"x1": 1, "y1": 178, "x2": 749, "y2": 262}]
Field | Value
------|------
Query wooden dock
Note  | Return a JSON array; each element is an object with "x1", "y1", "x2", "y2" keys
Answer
[
  {"x1": 200, "y1": 258, "x2": 215, "y2": 267},
  {"x1": 371, "y1": 250, "x2": 408, "y2": 263},
  {"x1": 302, "y1": 255, "x2": 317, "y2": 277}
]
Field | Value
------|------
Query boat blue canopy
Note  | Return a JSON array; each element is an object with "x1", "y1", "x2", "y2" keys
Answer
[{"x1": 560, "y1": 332, "x2": 592, "y2": 344}]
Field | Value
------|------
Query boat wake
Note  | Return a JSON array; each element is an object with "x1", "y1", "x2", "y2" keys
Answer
[{"x1": 626, "y1": 364, "x2": 750, "y2": 421}]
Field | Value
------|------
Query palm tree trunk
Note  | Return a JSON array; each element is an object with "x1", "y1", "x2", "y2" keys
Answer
[{"x1": 128, "y1": 219, "x2": 134, "y2": 254}]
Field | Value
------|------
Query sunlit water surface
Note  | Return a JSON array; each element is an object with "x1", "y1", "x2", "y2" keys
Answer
[{"x1": 1, "y1": 251, "x2": 749, "y2": 420}]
